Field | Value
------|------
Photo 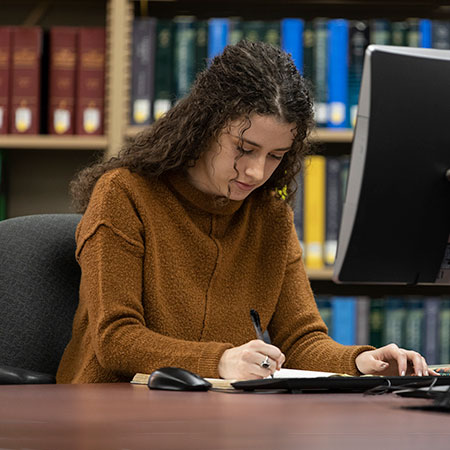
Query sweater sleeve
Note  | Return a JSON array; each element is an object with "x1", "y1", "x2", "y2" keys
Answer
[
  {"x1": 75, "y1": 172, "x2": 233, "y2": 379},
  {"x1": 268, "y1": 222, "x2": 374, "y2": 376}
]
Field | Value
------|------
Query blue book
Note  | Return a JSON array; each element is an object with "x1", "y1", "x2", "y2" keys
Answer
[
  {"x1": 419, "y1": 19, "x2": 432, "y2": 48},
  {"x1": 281, "y1": 18, "x2": 304, "y2": 73},
  {"x1": 331, "y1": 297, "x2": 356, "y2": 345},
  {"x1": 327, "y1": 19, "x2": 349, "y2": 128},
  {"x1": 208, "y1": 18, "x2": 229, "y2": 61}
]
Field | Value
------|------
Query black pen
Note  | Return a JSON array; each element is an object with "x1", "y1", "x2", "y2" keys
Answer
[{"x1": 250, "y1": 309, "x2": 274, "y2": 378}]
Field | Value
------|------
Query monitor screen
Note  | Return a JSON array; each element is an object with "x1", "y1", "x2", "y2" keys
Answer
[{"x1": 333, "y1": 45, "x2": 450, "y2": 285}]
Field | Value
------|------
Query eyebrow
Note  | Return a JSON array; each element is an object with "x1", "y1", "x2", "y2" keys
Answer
[{"x1": 230, "y1": 134, "x2": 291, "y2": 152}]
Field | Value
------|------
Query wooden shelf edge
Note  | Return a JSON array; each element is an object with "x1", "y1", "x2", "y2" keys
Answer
[
  {"x1": 126, "y1": 126, "x2": 354, "y2": 143},
  {"x1": 306, "y1": 268, "x2": 334, "y2": 280},
  {"x1": 0, "y1": 135, "x2": 108, "y2": 150}
]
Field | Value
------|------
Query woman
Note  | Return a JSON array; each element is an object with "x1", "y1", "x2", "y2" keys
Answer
[{"x1": 57, "y1": 41, "x2": 433, "y2": 383}]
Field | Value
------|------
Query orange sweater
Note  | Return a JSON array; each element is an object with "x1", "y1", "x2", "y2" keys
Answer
[{"x1": 56, "y1": 168, "x2": 373, "y2": 383}]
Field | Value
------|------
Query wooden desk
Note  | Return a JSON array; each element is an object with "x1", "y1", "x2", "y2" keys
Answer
[{"x1": 0, "y1": 383, "x2": 449, "y2": 449}]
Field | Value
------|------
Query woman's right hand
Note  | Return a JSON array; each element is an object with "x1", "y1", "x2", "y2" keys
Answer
[{"x1": 218, "y1": 339, "x2": 285, "y2": 380}]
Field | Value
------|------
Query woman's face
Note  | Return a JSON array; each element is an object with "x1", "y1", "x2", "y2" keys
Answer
[{"x1": 187, "y1": 114, "x2": 295, "y2": 201}]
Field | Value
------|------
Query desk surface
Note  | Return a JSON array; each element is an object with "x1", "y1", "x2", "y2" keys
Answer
[{"x1": 0, "y1": 383, "x2": 449, "y2": 450}]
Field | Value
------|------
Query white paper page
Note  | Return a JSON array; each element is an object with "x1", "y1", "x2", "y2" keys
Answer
[{"x1": 271, "y1": 368, "x2": 338, "y2": 379}]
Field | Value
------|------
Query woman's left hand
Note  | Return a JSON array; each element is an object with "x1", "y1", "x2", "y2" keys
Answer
[{"x1": 355, "y1": 343, "x2": 439, "y2": 376}]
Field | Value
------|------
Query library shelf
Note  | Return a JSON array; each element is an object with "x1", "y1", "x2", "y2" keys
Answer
[{"x1": 0, "y1": 135, "x2": 108, "y2": 150}]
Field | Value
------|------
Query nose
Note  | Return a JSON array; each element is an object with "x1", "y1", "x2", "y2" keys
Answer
[{"x1": 244, "y1": 155, "x2": 266, "y2": 182}]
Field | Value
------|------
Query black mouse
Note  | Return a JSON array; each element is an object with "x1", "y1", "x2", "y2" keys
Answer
[{"x1": 147, "y1": 367, "x2": 212, "y2": 391}]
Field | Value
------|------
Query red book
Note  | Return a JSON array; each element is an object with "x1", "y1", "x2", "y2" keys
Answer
[
  {"x1": 75, "y1": 27, "x2": 105, "y2": 135},
  {"x1": 10, "y1": 27, "x2": 42, "y2": 134},
  {"x1": 48, "y1": 27, "x2": 77, "y2": 135},
  {"x1": 0, "y1": 27, "x2": 12, "y2": 134}
]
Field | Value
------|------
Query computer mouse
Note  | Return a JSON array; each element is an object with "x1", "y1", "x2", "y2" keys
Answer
[{"x1": 147, "y1": 367, "x2": 212, "y2": 391}]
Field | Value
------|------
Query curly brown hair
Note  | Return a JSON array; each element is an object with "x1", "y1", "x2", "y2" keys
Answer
[{"x1": 71, "y1": 40, "x2": 315, "y2": 212}]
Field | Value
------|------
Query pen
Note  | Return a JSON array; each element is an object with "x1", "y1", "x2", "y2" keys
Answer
[{"x1": 250, "y1": 309, "x2": 274, "y2": 378}]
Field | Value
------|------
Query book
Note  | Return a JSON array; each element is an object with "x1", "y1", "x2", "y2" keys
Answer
[
  {"x1": 263, "y1": 21, "x2": 281, "y2": 47},
  {"x1": 195, "y1": 20, "x2": 208, "y2": 74},
  {"x1": 313, "y1": 18, "x2": 328, "y2": 127},
  {"x1": 303, "y1": 155, "x2": 326, "y2": 269},
  {"x1": 48, "y1": 27, "x2": 77, "y2": 135},
  {"x1": 153, "y1": 19, "x2": 174, "y2": 120},
  {"x1": 369, "y1": 298, "x2": 385, "y2": 348},
  {"x1": 370, "y1": 19, "x2": 391, "y2": 45},
  {"x1": 406, "y1": 18, "x2": 420, "y2": 47},
  {"x1": 327, "y1": 19, "x2": 348, "y2": 128},
  {"x1": 173, "y1": 16, "x2": 196, "y2": 100},
  {"x1": 324, "y1": 157, "x2": 341, "y2": 266},
  {"x1": 228, "y1": 17, "x2": 243, "y2": 45},
  {"x1": 293, "y1": 169, "x2": 304, "y2": 251},
  {"x1": 242, "y1": 20, "x2": 266, "y2": 42},
  {"x1": 432, "y1": 21, "x2": 450, "y2": 49},
  {"x1": 391, "y1": 21, "x2": 409, "y2": 46},
  {"x1": 439, "y1": 299, "x2": 450, "y2": 364},
  {"x1": 316, "y1": 296, "x2": 333, "y2": 335},
  {"x1": 75, "y1": 27, "x2": 105, "y2": 135},
  {"x1": 404, "y1": 298, "x2": 424, "y2": 354},
  {"x1": 208, "y1": 18, "x2": 229, "y2": 61},
  {"x1": 130, "y1": 17, "x2": 156, "y2": 126},
  {"x1": 383, "y1": 297, "x2": 406, "y2": 347},
  {"x1": 419, "y1": 19, "x2": 432, "y2": 48},
  {"x1": 302, "y1": 21, "x2": 314, "y2": 80},
  {"x1": 281, "y1": 18, "x2": 304, "y2": 73},
  {"x1": 0, "y1": 27, "x2": 12, "y2": 134},
  {"x1": 10, "y1": 26, "x2": 43, "y2": 134},
  {"x1": 424, "y1": 297, "x2": 441, "y2": 365},
  {"x1": 355, "y1": 296, "x2": 370, "y2": 345},
  {"x1": 348, "y1": 20, "x2": 369, "y2": 128},
  {"x1": 331, "y1": 296, "x2": 356, "y2": 345}
]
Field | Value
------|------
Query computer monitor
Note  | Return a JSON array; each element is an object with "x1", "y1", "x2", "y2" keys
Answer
[{"x1": 333, "y1": 45, "x2": 450, "y2": 285}]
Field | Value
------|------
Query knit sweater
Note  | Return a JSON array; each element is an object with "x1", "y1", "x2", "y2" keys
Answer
[{"x1": 56, "y1": 168, "x2": 373, "y2": 383}]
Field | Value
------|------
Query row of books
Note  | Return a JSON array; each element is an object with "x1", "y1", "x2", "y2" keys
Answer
[
  {"x1": 317, "y1": 296, "x2": 450, "y2": 365},
  {"x1": 295, "y1": 155, "x2": 349, "y2": 270},
  {"x1": 130, "y1": 16, "x2": 450, "y2": 128},
  {"x1": 0, "y1": 150, "x2": 5, "y2": 220},
  {"x1": 0, "y1": 26, "x2": 105, "y2": 135}
]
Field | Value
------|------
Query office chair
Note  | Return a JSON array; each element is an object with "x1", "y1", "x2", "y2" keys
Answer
[{"x1": 0, "y1": 214, "x2": 82, "y2": 384}]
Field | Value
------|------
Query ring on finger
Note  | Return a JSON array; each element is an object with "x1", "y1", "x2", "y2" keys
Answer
[{"x1": 260, "y1": 355, "x2": 271, "y2": 369}]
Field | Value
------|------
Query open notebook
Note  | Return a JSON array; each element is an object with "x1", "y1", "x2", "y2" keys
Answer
[{"x1": 131, "y1": 368, "x2": 346, "y2": 390}]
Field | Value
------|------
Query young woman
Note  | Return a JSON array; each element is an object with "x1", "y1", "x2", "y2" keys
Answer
[{"x1": 57, "y1": 41, "x2": 433, "y2": 383}]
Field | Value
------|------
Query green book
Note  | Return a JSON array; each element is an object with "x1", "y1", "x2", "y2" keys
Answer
[
  {"x1": 439, "y1": 299, "x2": 450, "y2": 364},
  {"x1": 391, "y1": 21, "x2": 409, "y2": 46},
  {"x1": 173, "y1": 16, "x2": 197, "y2": 100},
  {"x1": 303, "y1": 21, "x2": 314, "y2": 81},
  {"x1": 404, "y1": 298, "x2": 424, "y2": 354},
  {"x1": 369, "y1": 298, "x2": 385, "y2": 348},
  {"x1": 407, "y1": 18, "x2": 420, "y2": 47},
  {"x1": 154, "y1": 19, "x2": 174, "y2": 120},
  {"x1": 242, "y1": 20, "x2": 266, "y2": 42},
  {"x1": 316, "y1": 296, "x2": 333, "y2": 336},
  {"x1": 383, "y1": 298, "x2": 406, "y2": 347},
  {"x1": 263, "y1": 21, "x2": 280, "y2": 47},
  {"x1": 370, "y1": 19, "x2": 391, "y2": 45},
  {"x1": 195, "y1": 20, "x2": 208, "y2": 75},
  {"x1": 229, "y1": 17, "x2": 243, "y2": 45}
]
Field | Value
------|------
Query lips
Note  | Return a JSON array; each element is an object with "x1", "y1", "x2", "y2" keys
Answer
[{"x1": 235, "y1": 180, "x2": 256, "y2": 191}]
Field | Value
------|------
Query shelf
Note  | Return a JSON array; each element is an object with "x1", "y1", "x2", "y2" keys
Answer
[
  {"x1": 0, "y1": 135, "x2": 108, "y2": 150},
  {"x1": 126, "y1": 126, "x2": 354, "y2": 144},
  {"x1": 306, "y1": 268, "x2": 334, "y2": 280}
]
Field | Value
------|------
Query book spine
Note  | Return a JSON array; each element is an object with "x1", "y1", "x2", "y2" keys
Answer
[
  {"x1": 424, "y1": 297, "x2": 441, "y2": 365},
  {"x1": 370, "y1": 19, "x2": 391, "y2": 45},
  {"x1": 208, "y1": 18, "x2": 229, "y2": 61},
  {"x1": 348, "y1": 21, "x2": 369, "y2": 128},
  {"x1": 228, "y1": 17, "x2": 243, "y2": 45},
  {"x1": 10, "y1": 27, "x2": 42, "y2": 134},
  {"x1": 130, "y1": 18, "x2": 156, "y2": 126},
  {"x1": 325, "y1": 157, "x2": 341, "y2": 266},
  {"x1": 369, "y1": 298, "x2": 385, "y2": 348},
  {"x1": 48, "y1": 27, "x2": 77, "y2": 135},
  {"x1": 331, "y1": 296, "x2": 356, "y2": 345},
  {"x1": 263, "y1": 21, "x2": 281, "y2": 47},
  {"x1": 154, "y1": 19, "x2": 174, "y2": 120},
  {"x1": 419, "y1": 19, "x2": 432, "y2": 48},
  {"x1": 432, "y1": 21, "x2": 450, "y2": 49},
  {"x1": 293, "y1": 170, "x2": 304, "y2": 251},
  {"x1": 302, "y1": 21, "x2": 314, "y2": 80},
  {"x1": 327, "y1": 19, "x2": 348, "y2": 128},
  {"x1": 313, "y1": 18, "x2": 328, "y2": 127},
  {"x1": 0, "y1": 27, "x2": 12, "y2": 134},
  {"x1": 316, "y1": 296, "x2": 333, "y2": 335},
  {"x1": 391, "y1": 21, "x2": 409, "y2": 46},
  {"x1": 404, "y1": 298, "x2": 424, "y2": 354},
  {"x1": 355, "y1": 296, "x2": 370, "y2": 345},
  {"x1": 242, "y1": 20, "x2": 266, "y2": 42},
  {"x1": 173, "y1": 16, "x2": 196, "y2": 100},
  {"x1": 383, "y1": 297, "x2": 406, "y2": 347},
  {"x1": 75, "y1": 27, "x2": 105, "y2": 135},
  {"x1": 281, "y1": 18, "x2": 304, "y2": 73},
  {"x1": 195, "y1": 20, "x2": 208, "y2": 74},
  {"x1": 439, "y1": 299, "x2": 450, "y2": 364},
  {"x1": 304, "y1": 155, "x2": 326, "y2": 269},
  {"x1": 406, "y1": 18, "x2": 420, "y2": 47}
]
